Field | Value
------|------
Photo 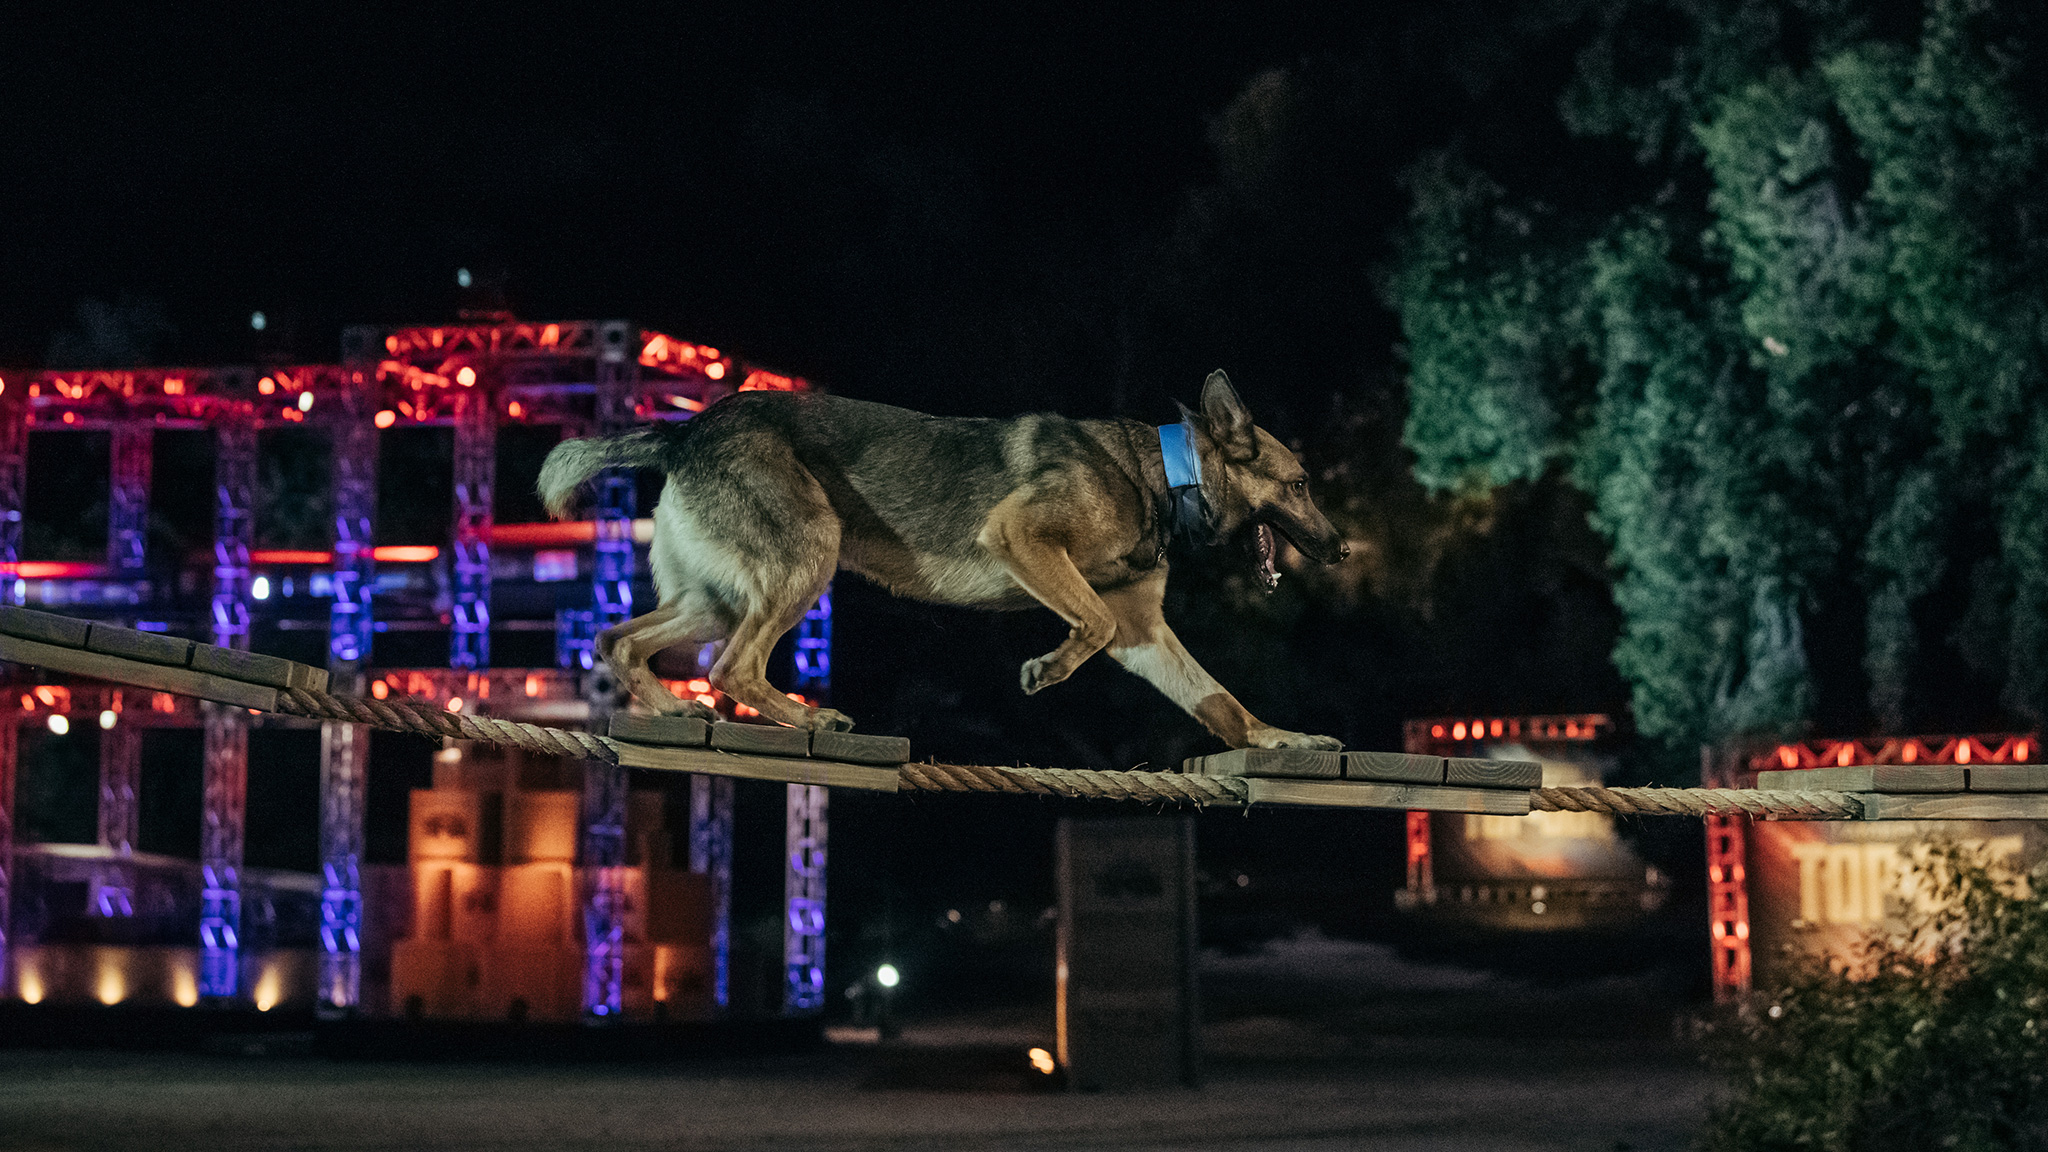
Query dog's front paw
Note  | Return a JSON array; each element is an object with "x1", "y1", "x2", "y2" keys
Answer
[
  {"x1": 799, "y1": 707, "x2": 855, "y2": 732},
  {"x1": 1019, "y1": 655, "x2": 1072, "y2": 696},
  {"x1": 1249, "y1": 727, "x2": 1343, "y2": 752}
]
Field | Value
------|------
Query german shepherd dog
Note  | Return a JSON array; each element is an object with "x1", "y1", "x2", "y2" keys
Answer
[{"x1": 539, "y1": 371, "x2": 1347, "y2": 750}]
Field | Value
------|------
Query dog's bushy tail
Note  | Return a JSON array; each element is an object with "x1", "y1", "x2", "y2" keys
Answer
[{"x1": 538, "y1": 426, "x2": 672, "y2": 520}]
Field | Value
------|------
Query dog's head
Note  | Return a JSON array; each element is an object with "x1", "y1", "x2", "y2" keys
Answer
[{"x1": 1184, "y1": 371, "x2": 1348, "y2": 588}]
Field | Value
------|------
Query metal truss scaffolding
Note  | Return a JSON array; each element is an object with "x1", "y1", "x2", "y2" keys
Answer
[
  {"x1": 784, "y1": 783, "x2": 828, "y2": 1014},
  {"x1": 0, "y1": 721, "x2": 14, "y2": 983},
  {"x1": 451, "y1": 387, "x2": 493, "y2": 670},
  {"x1": 108, "y1": 424, "x2": 152, "y2": 575},
  {"x1": 0, "y1": 385, "x2": 23, "y2": 605},
  {"x1": 321, "y1": 346, "x2": 380, "y2": 1013},
  {"x1": 200, "y1": 702, "x2": 248, "y2": 998},
  {"x1": 690, "y1": 773, "x2": 734, "y2": 1009},
  {"x1": 581, "y1": 320, "x2": 638, "y2": 1020},
  {"x1": 1706, "y1": 814, "x2": 1751, "y2": 1002},
  {"x1": 94, "y1": 714, "x2": 140, "y2": 918}
]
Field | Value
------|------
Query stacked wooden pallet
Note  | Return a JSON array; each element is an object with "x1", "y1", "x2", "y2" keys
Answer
[
  {"x1": 1757, "y1": 764, "x2": 2048, "y2": 820},
  {"x1": 1181, "y1": 748, "x2": 1540, "y2": 814},
  {"x1": 0, "y1": 605, "x2": 327, "y2": 711},
  {"x1": 605, "y1": 713, "x2": 908, "y2": 792}
]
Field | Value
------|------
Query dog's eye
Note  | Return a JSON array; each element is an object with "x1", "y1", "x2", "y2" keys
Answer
[{"x1": 1291, "y1": 479, "x2": 1307, "y2": 496}]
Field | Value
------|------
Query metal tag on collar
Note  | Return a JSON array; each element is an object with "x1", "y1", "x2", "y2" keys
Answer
[{"x1": 1157, "y1": 424, "x2": 1202, "y2": 490}]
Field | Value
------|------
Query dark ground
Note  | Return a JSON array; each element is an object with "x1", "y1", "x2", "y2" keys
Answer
[{"x1": 0, "y1": 938, "x2": 1713, "y2": 1151}]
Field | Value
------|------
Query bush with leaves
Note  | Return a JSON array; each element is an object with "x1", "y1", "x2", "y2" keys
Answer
[{"x1": 1700, "y1": 839, "x2": 2048, "y2": 1150}]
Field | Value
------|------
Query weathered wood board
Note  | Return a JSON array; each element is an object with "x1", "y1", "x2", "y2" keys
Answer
[
  {"x1": 1758, "y1": 765, "x2": 1964, "y2": 793},
  {"x1": 189, "y1": 644, "x2": 326, "y2": 692},
  {"x1": 0, "y1": 633, "x2": 277, "y2": 711},
  {"x1": 1857, "y1": 792, "x2": 2048, "y2": 821},
  {"x1": 1185, "y1": 748, "x2": 1342, "y2": 779},
  {"x1": 1243, "y1": 778, "x2": 1530, "y2": 815},
  {"x1": 1345, "y1": 751, "x2": 1446, "y2": 784},
  {"x1": 810, "y1": 730, "x2": 912, "y2": 765},
  {"x1": 608, "y1": 713, "x2": 711, "y2": 747},
  {"x1": 1967, "y1": 765, "x2": 2048, "y2": 792},
  {"x1": 611, "y1": 740, "x2": 899, "y2": 792},
  {"x1": 87, "y1": 625, "x2": 194, "y2": 668},
  {"x1": 0, "y1": 605, "x2": 90, "y2": 648},
  {"x1": 708, "y1": 722, "x2": 812, "y2": 757},
  {"x1": 1444, "y1": 756, "x2": 1544, "y2": 789}
]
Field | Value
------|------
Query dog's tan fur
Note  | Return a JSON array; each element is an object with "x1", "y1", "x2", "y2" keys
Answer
[{"x1": 539, "y1": 371, "x2": 1347, "y2": 750}]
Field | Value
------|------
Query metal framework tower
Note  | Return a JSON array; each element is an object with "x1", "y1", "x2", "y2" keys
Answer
[
  {"x1": 784, "y1": 590, "x2": 833, "y2": 1015},
  {"x1": 94, "y1": 715, "x2": 140, "y2": 917},
  {"x1": 689, "y1": 773, "x2": 734, "y2": 1008},
  {"x1": 580, "y1": 320, "x2": 638, "y2": 1019},
  {"x1": 0, "y1": 720, "x2": 14, "y2": 984},
  {"x1": 1706, "y1": 814, "x2": 1752, "y2": 1002},
  {"x1": 200, "y1": 407, "x2": 256, "y2": 997},
  {"x1": 108, "y1": 424, "x2": 152, "y2": 574},
  {"x1": 321, "y1": 339, "x2": 380, "y2": 1013},
  {"x1": 0, "y1": 386, "x2": 20, "y2": 982},
  {"x1": 450, "y1": 387, "x2": 494, "y2": 670}
]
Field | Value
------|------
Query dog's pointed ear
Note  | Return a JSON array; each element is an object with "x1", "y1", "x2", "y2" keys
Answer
[{"x1": 1200, "y1": 371, "x2": 1256, "y2": 461}]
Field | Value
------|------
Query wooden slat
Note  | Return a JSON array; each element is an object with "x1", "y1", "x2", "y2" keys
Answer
[
  {"x1": 1345, "y1": 751, "x2": 1445, "y2": 784},
  {"x1": 86, "y1": 625, "x2": 194, "y2": 668},
  {"x1": 612, "y1": 741, "x2": 898, "y2": 791},
  {"x1": 608, "y1": 713, "x2": 709, "y2": 747},
  {"x1": 189, "y1": 644, "x2": 311, "y2": 691},
  {"x1": 1244, "y1": 778, "x2": 1529, "y2": 815},
  {"x1": 810, "y1": 730, "x2": 912, "y2": 765},
  {"x1": 0, "y1": 633, "x2": 276, "y2": 711},
  {"x1": 1444, "y1": 757, "x2": 1544, "y2": 789},
  {"x1": 1968, "y1": 765, "x2": 2048, "y2": 792},
  {"x1": 1187, "y1": 749, "x2": 1342, "y2": 779},
  {"x1": 708, "y1": 722, "x2": 811, "y2": 757},
  {"x1": 1758, "y1": 765, "x2": 1964, "y2": 793},
  {"x1": 1858, "y1": 792, "x2": 2048, "y2": 821},
  {"x1": 0, "y1": 605, "x2": 91, "y2": 648}
]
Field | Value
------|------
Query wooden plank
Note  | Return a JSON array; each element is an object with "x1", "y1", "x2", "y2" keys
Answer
[
  {"x1": 0, "y1": 633, "x2": 276, "y2": 711},
  {"x1": 189, "y1": 644, "x2": 311, "y2": 691},
  {"x1": 608, "y1": 713, "x2": 710, "y2": 747},
  {"x1": 1345, "y1": 751, "x2": 1445, "y2": 784},
  {"x1": 1757, "y1": 765, "x2": 1964, "y2": 793},
  {"x1": 1968, "y1": 765, "x2": 2048, "y2": 792},
  {"x1": 86, "y1": 624, "x2": 194, "y2": 668},
  {"x1": 1444, "y1": 756, "x2": 1543, "y2": 789},
  {"x1": 1243, "y1": 778, "x2": 1529, "y2": 815},
  {"x1": 1187, "y1": 748, "x2": 1341, "y2": 779},
  {"x1": 708, "y1": 722, "x2": 811, "y2": 757},
  {"x1": 286, "y1": 662, "x2": 330, "y2": 693},
  {"x1": 1858, "y1": 792, "x2": 2048, "y2": 821},
  {"x1": 612, "y1": 741, "x2": 898, "y2": 792},
  {"x1": 0, "y1": 605, "x2": 91, "y2": 648},
  {"x1": 810, "y1": 730, "x2": 911, "y2": 765}
]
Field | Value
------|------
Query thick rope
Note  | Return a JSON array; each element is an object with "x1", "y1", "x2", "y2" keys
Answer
[
  {"x1": 1534, "y1": 785, "x2": 1864, "y2": 820},
  {"x1": 900, "y1": 761, "x2": 1249, "y2": 806},
  {"x1": 275, "y1": 687, "x2": 620, "y2": 763},
  {"x1": 267, "y1": 687, "x2": 1869, "y2": 818}
]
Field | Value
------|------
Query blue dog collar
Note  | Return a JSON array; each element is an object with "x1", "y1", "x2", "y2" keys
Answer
[{"x1": 1158, "y1": 423, "x2": 1202, "y2": 491}]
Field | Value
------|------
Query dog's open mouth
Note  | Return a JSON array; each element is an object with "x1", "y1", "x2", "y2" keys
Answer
[{"x1": 1254, "y1": 522, "x2": 1280, "y2": 591}]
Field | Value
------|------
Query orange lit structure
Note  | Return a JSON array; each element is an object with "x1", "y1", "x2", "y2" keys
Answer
[
  {"x1": 0, "y1": 317, "x2": 824, "y2": 1032},
  {"x1": 1396, "y1": 713, "x2": 1670, "y2": 933},
  {"x1": 1703, "y1": 733, "x2": 2048, "y2": 1002}
]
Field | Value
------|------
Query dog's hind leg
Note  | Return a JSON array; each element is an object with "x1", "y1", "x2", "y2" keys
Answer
[
  {"x1": 598, "y1": 593, "x2": 731, "y2": 718},
  {"x1": 708, "y1": 571, "x2": 852, "y2": 731}
]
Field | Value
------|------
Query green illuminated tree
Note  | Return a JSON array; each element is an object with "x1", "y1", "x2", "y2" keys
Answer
[{"x1": 1396, "y1": 0, "x2": 2048, "y2": 769}]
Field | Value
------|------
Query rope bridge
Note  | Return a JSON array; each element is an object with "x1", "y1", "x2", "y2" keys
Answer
[{"x1": 0, "y1": 608, "x2": 1996, "y2": 822}]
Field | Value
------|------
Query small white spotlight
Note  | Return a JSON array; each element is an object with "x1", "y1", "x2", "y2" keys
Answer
[
  {"x1": 251, "y1": 576, "x2": 271, "y2": 600},
  {"x1": 297, "y1": 391, "x2": 313, "y2": 412},
  {"x1": 250, "y1": 311, "x2": 267, "y2": 331},
  {"x1": 47, "y1": 714, "x2": 68, "y2": 735},
  {"x1": 875, "y1": 964, "x2": 900, "y2": 989},
  {"x1": 456, "y1": 268, "x2": 473, "y2": 288},
  {"x1": 99, "y1": 710, "x2": 117, "y2": 730}
]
